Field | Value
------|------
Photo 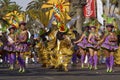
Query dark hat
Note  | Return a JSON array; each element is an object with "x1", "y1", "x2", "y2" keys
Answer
[
  {"x1": 19, "y1": 22, "x2": 26, "y2": 26},
  {"x1": 85, "y1": 26, "x2": 90, "y2": 29},
  {"x1": 82, "y1": 26, "x2": 90, "y2": 31},
  {"x1": 90, "y1": 26, "x2": 96, "y2": 29},
  {"x1": 106, "y1": 24, "x2": 114, "y2": 28},
  {"x1": 8, "y1": 25, "x2": 16, "y2": 31}
]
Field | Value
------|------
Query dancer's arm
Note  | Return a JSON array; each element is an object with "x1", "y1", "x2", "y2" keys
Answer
[
  {"x1": 88, "y1": 33, "x2": 93, "y2": 44},
  {"x1": 74, "y1": 34, "x2": 85, "y2": 43},
  {"x1": 97, "y1": 33, "x2": 107, "y2": 45}
]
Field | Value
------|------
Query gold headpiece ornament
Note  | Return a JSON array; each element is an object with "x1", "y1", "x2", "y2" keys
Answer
[
  {"x1": 3, "y1": 11, "x2": 25, "y2": 28},
  {"x1": 42, "y1": 0, "x2": 71, "y2": 32}
]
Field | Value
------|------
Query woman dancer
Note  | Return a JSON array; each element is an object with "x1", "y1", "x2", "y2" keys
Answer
[
  {"x1": 87, "y1": 26, "x2": 100, "y2": 70},
  {"x1": 74, "y1": 26, "x2": 89, "y2": 68},
  {"x1": 16, "y1": 22, "x2": 28, "y2": 72},
  {"x1": 100, "y1": 24, "x2": 118, "y2": 72},
  {"x1": 4, "y1": 25, "x2": 16, "y2": 70}
]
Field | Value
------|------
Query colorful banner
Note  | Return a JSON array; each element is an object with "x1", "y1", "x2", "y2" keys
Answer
[
  {"x1": 97, "y1": 0, "x2": 104, "y2": 25},
  {"x1": 83, "y1": 0, "x2": 96, "y2": 18}
]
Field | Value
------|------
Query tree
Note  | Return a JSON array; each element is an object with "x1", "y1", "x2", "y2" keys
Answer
[
  {"x1": 0, "y1": 0, "x2": 21, "y2": 16},
  {"x1": 70, "y1": 0, "x2": 86, "y2": 34},
  {"x1": 26, "y1": 0, "x2": 49, "y2": 33},
  {"x1": 109, "y1": 0, "x2": 118, "y2": 15},
  {"x1": 119, "y1": 0, "x2": 120, "y2": 11},
  {"x1": 0, "y1": 0, "x2": 22, "y2": 30},
  {"x1": 26, "y1": 0, "x2": 47, "y2": 10},
  {"x1": 102, "y1": 0, "x2": 118, "y2": 15}
]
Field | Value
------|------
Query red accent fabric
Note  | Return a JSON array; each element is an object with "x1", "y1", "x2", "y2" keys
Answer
[{"x1": 83, "y1": 0, "x2": 96, "y2": 18}]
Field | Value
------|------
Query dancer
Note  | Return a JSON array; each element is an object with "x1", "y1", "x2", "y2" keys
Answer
[
  {"x1": 87, "y1": 26, "x2": 100, "y2": 70},
  {"x1": 74, "y1": 26, "x2": 89, "y2": 68},
  {"x1": 100, "y1": 24, "x2": 118, "y2": 72},
  {"x1": 55, "y1": 29, "x2": 75, "y2": 71},
  {"x1": 16, "y1": 22, "x2": 28, "y2": 72},
  {"x1": 4, "y1": 25, "x2": 16, "y2": 70}
]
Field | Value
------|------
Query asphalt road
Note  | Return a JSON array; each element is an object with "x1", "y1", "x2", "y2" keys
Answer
[{"x1": 0, "y1": 63, "x2": 120, "y2": 80}]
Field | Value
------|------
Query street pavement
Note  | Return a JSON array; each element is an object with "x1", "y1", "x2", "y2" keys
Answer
[{"x1": 0, "y1": 63, "x2": 120, "y2": 80}]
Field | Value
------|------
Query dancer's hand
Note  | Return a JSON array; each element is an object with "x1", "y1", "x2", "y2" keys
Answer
[
  {"x1": 74, "y1": 41, "x2": 77, "y2": 44},
  {"x1": 89, "y1": 41, "x2": 93, "y2": 44},
  {"x1": 94, "y1": 45, "x2": 98, "y2": 48}
]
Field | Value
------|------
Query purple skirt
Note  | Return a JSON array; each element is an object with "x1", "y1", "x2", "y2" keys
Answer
[
  {"x1": 109, "y1": 42, "x2": 118, "y2": 51},
  {"x1": 15, "y1": 42, "x2": 29, "y2": 53},
  {"x1": 110, "y1": 45, "x2": 118, "y2": 51},
  {"x1": 77, "y1": 42, "x2": 88, "y2": 49},
  {"x1": 87, "y1": 43, "x2": 100, "y2": 50},
  {"x1": 101, "y1": 43, "x2": 118, "y2": 51},
  {"x1": 101, "y1": 43, "x2": 110, "y2": 50},
  {"x1": 4, "y1": 43, "x2": 15, "y2": 52}
]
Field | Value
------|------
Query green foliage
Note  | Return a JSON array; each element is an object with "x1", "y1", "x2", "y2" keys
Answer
[
  {"x1": 0, "y1": 0, "x2": 22, "y2": 31},
  {"x1": 26, "y1": 0, "x2": 47, "y2": 10},
  {"x1": 115, "y1": 29, "x2": 120, "y2": 35},
  {"x1": 26, "y1": 0, "x2": 52, "y2": 29},
  {"x1": 102, "y1": 0, "x2": 106, "y2": 5},
  {"x1": 110, "y1": 0, "x2": 118, "y2": 5},
  {"x1": 102, "y1": 14, "x2": 115, "y2": 24}
]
